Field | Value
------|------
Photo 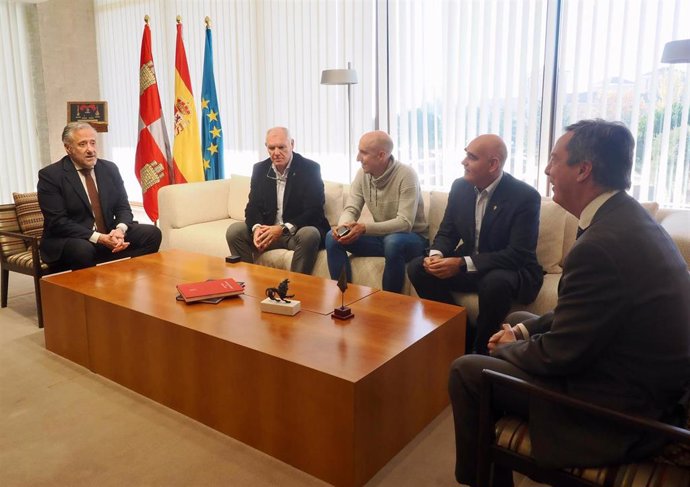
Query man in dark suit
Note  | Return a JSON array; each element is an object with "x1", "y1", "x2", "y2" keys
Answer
[
  {"x1": 37, "y1": 122, "x2": 161, "y2": 270},
  {"x1": 448, "y1": 120, "x2": 690, "y2": 487},
  {"x1": 407, "y1": 134, "x2": 543, "y2": 354},
  {"x1": 225, "y1": 127, "x2": 329, "y2": 275}
]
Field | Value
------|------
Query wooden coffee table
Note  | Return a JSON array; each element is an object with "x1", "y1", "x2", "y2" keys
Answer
[{"x1": 41, "y1": 249, "x2": 466, "y2": 487}]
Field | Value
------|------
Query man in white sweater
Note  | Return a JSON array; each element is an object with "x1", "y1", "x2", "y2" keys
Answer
[{"x1": 326, "y1": 131, "x2": 428, "y2": 293}]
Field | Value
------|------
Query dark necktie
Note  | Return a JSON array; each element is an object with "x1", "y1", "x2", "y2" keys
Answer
[
  {"x1": 80, "y1": 168, "x2": 107, "y2": 233},
  {"x1": 576, "y1": 226, "x2": 586, "y2": 239}
]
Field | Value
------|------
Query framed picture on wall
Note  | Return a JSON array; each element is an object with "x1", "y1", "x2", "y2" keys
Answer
[{"x1": 67, "y1": 101, "x2": 108, "y2": 132}]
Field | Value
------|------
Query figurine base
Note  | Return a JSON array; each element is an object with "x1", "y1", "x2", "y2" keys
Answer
[
  {"x1": 260, "y1": 298, "x2": 301, "y2": 316},
  {"x1": 331, "y1": 306, "x2": 354, "y2": 320}
]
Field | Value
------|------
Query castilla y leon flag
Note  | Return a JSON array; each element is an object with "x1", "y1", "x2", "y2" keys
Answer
[
  {"x1": 134, "y1": 17, "x2": 172, "y2": 223},
  {"x1": 172, "y1": 17, "x2": 204, "y2": 183},
  {"x1": 201, "y1": 18, "x2": 224, "y2": 181}
]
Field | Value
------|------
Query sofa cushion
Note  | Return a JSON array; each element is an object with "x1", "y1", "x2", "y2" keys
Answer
[
  {"x1": 657, "y1": 210, "x2": 690, "y2": 269},
  {"x1": 161, "y1": 179, "x2": 233, "y2": 229},
  {"x1": 168, "y1": 219, "x2": 236, "y2": 258},
  {"x1": 227, "y1": 175, "x2": 251, "y2": 220},
  {"x1": 536, "y1": 199, "x2": 568, "y2": 274},
  {"x1": 640, "y1": 201, "x2": 659, "y2": 218},
  {"x1": 323, "y1": 181, "x2": 344, "y2": 226},
  {"x1": 428, "y1": 191, "x2": 448, "y2": 242},
  {"x1": 12, "y1": 192, "x2": 43, "y2": 239}
]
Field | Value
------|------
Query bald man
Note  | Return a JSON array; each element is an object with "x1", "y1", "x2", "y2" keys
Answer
[
  {"x1": 326, "y1": 131, "x2": 428, "y2": 293},
  {"x1": 407, "y1": 134, "x2": 543, "y2": 354}
]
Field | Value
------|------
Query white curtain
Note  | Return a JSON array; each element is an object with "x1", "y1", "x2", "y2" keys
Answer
[
  {"x1": 94, "y1": 0, "x2": 377, "y2": 203},
  {"x1": 553, "y1": 0, "x2": 690, "y2": 206},
  {"x1": 386, "y1": 0, "x2": 549, "y2": 190},
  {"x1": 93, "y1": 0, "x2": 690, "y2": 208},
  {"x1": 0, "y1": 1, "x2": 42, "y2": 203}
]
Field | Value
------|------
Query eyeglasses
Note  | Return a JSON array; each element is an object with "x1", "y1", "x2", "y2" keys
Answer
[{"x1": 266, "y1": 166, "x2": 288, "y2": 182}]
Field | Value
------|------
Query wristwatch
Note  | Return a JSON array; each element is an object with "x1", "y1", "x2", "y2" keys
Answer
[{"x1": 280, "y1": 224, "x2": 290, "y2": 235}]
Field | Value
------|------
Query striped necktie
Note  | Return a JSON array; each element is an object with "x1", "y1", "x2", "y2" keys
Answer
[{"x1": 80, "y1": 168, "x2": 107, "y2": 233}]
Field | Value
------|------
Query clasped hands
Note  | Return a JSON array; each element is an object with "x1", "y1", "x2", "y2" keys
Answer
[
  {"x1": 253, "y1": 225, "x2": 283, "y2": 252},
  {"x1": 98, "y1": 229, "x2": 130, "y2": 253},
  {"x1": 422, "y1": 255, "x2": 464, "y2": 279},
  {"x1": 487, "y1": 324, "x2": 518, "y2": 354}
]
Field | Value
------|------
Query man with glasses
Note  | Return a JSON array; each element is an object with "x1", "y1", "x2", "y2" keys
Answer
[{"x1": 225, "y1": 127, "x2": 329, "y2": 275}]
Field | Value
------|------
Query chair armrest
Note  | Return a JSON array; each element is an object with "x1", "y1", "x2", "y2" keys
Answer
[
  {"x1": 481, "y1": 369, "x2": 690, "y2": 443},
  {"x1": 0, "y1": 229, "x2": 40, "y2": 245}
]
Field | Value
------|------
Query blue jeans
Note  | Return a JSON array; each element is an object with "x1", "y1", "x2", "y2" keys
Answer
[{"x1": 326, "y1": 232, "x2": 427, "y2": 293}]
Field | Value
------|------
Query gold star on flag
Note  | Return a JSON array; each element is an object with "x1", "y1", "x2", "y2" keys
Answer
[
  {"x1": 208, "y1": 143, "x2": 218, "y2": 155},
  {"x1": 207, "y1": 109, "x2": 218, "y2": 122},
  {"x1": 201, "y1": 98, "x2": 209, "y2": 110},
  {"x1": 203, "y1": 158, "x2": 211, "y2": 170},
  {"x1": 210, "y1": 126, "x2": 222, "y2": 138}
]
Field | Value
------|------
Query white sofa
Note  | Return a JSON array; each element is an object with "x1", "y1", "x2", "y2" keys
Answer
[{"x1": 158, "y1": 175, "x2": 690, "y2": 323}]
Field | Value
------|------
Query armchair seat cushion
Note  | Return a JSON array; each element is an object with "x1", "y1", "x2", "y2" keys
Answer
[
  {"x1": 494, "y1": 415, "x2": 690, "y2": 486},
  {"x1": 6, "y1": 250, "x2": 50, "y2": 271}
]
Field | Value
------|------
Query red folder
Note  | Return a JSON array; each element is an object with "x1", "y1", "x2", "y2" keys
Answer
[{"x1": 176, "y1": 278, "x2": 244, "y2": 303}]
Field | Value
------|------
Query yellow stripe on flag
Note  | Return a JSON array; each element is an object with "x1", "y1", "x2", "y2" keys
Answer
[{"x1": 172, "y1": 20, "x2": 204, "y2": 183}]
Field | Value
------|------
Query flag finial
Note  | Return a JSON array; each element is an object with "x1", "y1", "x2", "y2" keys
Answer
[
  {"x1": 176, "y1": 15, "x2": 181, "y2": 24},
  {"x1": 144, "y1": 15, "x2": 149, "y2": 24},
  {"x1": 205, "y1": 16, "x2": 211, "y2": 27}
]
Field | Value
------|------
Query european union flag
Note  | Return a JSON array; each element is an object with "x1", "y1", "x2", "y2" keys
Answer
[{"x1": 201, "y1": 19, "x2": 224, "y2": 180}]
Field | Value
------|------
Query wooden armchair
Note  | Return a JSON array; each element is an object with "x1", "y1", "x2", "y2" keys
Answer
[
  {"x1": 477, "y1": 369, "x2": 690, "y2": 487},
  {"x1": 0, "y1": 193, "x2": 51, "y2": 328}
]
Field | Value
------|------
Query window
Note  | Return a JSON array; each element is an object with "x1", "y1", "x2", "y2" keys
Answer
[
  {"x1": 94, "y1": 0, "x2": 377, "y2": 203},
  {"x1": 552, "y1": 0, "x2": 690, "y2": 206},
  {"x1": 93, "y1": 0, "x2": 689, "y2": 208},
  {"x1": 386, "y1": 0, "x2": 549, "y2": 190}
]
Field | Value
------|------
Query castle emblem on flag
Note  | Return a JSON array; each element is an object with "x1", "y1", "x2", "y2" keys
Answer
[
  {"x1": 139, "y1": 160, "x2": 166, "y2": 192},
  {"x1": 139, "y1": 61, "x2": 157, "y2": 94}
]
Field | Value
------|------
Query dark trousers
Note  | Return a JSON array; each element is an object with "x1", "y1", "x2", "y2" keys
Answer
[
  {"x1": 407, "y1": 256, "x2": 519, "y2": 353},
  {"x1": 58, "y1": 223, "x2": 162, "y2": 270},
  {"x1": 448, "y1": 311, "x2": 538, "y2": 487}
]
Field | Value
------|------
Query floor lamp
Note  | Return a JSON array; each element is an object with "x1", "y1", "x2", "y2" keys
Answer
[
  {"x1": 321, "y1": 62, "x2": 358, "y2": 182},
  {"x1": 661, "y1": 39, "x2": 690, "y2": 63}
]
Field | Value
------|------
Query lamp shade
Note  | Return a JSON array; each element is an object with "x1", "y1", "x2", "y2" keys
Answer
[
  {"x1": 661, "y1": 39, "x2": 690, "y2": 63},
  {"x1": 320, "y1": 68, "x2": 358, "y2": 85}
]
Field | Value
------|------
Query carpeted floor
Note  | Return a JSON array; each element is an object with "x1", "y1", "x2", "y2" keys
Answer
[{"x1": 0, "y1": 272, "x2": 546, "y2": 487}]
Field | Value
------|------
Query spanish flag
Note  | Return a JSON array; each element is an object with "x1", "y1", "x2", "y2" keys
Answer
[
  {"x1": 172, "y1": 17, "x2": 204, "y2": 183},
  {"x1": 134, "y1": 17, "x2": 171, "y2": 222}
]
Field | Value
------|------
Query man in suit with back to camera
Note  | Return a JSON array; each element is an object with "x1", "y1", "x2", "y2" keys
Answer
[
  {"x1": 326, "y1": 130, "x2": 428, "y2": 293},
  {"x1": 407, "y1": 134, "x2": 543, "y2": 354},
  {"x1": 448, "y1": 119, "x2": 690, "y2": 487},
  {"x1": 37, "y1": 122, "x2": 161, "y2": 270},
  {"x1": 225, "y1": 126, "x2": 329, "y2": 275}
]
